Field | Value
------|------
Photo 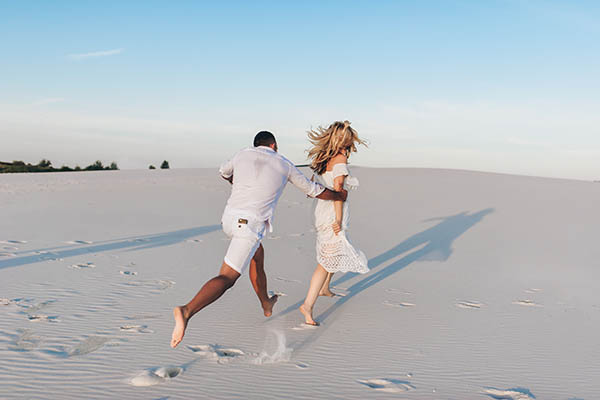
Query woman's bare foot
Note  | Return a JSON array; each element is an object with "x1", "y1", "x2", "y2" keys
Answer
[
  {"x1": 318, "y1": 288, "x2": 338, "y2": 297},
  {"x1": 171, "y1": 306, "x2": 188, "y2": 348},
  {"x1": 299, "y1": 304, "x2": 319, "y2": 326},
  {"x1": 262, "y1": 295, "x2": 278, "y2": 317}
]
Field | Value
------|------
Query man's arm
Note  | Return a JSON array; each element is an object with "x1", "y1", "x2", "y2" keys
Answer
[
  {"x1": 287, "y1": 162, "x2": 348, "y2": 201},
  {"x1": 219, "y1": 156, "x2": 234, "y2": 183},
  {"x1": 316, "y1": 187, "x2": 347, "y2": 202}
]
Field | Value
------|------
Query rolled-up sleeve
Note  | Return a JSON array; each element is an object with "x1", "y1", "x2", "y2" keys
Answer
[
  {"x1": 287, "y1": 164, "x2": 325, "y2": 198},
  {"x1": 219, "y1": 156, "x2": 234, "y2": 179}
]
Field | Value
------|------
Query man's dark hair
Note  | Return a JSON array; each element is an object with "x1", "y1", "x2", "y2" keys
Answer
[{"x1": 253, "y1": 131, "x2": 276, "y2": 147}]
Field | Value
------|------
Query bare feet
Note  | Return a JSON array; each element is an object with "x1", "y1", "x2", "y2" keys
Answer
[
  {"x1": 262, "y1": 295, "x2": 278, "y2": 317},
  {"x1": 171, "y1": 306, "x2": 188, "y2": 348},
  {"x1": 319, "y1": 289, "x2": 338, "y2": 297},
  {"x1": 299, "y1": 304, "x2": 319, "y2": 326}
]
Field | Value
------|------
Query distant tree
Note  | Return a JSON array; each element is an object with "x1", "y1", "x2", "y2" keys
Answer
[
  {"x1": 37, "y1": 159, "x2": 52, "y2": 168},
  {"x1": 160, "y1": 160, "x2": 170, "y2": 169},
  {"x1": 85, "y1": 160, "x2": 104, "y2": 171},
  {"x1": 74, "y1": 165, "x2": 81, "y2": 171},
  {"x1": 149, "y1": 165, "x2": 156, "y2": 169},
  {"x1": 12, "y1": 160, "x2": 25, "y2": 166},
  {"x1": 109, "y1": 162, "x2": 119, "y2": 170},
  {"x1": 59, "y1": 165, "x2": 73, "y2": 171}
]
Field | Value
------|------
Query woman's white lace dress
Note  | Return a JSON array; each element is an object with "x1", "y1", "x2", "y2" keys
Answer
[{"x1": 314, "y1": 163, "x2": 369, "y2": 274}]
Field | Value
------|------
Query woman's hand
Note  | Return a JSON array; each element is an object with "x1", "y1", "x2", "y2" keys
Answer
[{"x1": 332, "y1": 220, "x2": 342, "y2": 235}]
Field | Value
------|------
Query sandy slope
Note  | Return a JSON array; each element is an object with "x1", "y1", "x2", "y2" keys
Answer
[{"x1": 1, "y1": 168, "x2": 599, "y2": 399}]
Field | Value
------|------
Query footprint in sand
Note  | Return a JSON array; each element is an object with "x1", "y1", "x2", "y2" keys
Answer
[
  {"x1": 512, "y1": 299, "x2": 542, "y2": 307},
  {"x1": 0, "y1": 252, "x2": 16, "y2": 257},
  {"x1": 188, "y1": 345, "x2": 249, "y2": 364},
  {"x1": 383, "y1": 300, "x2": 415, "y2": 308},
  {"x1": 524, "y1": 288, "x2": 542, "y2": 294},
  {"x1": 483, "y1": 387, "x2": 535, "y2": 400},
  {"x1": 456, "y1": 301, "x2": 483, "y2": 309},
  {"x1": 124, "y1": 279, "x2": 175, "y2": 292},
  {"x1": 292, "y1": 324, "x2": 320, "y2": 331},
  {"x1": 130, "y1": 366, "x2": 182, "y2": 387},
  {"x1": 36, "y1": 251, "x2": 61, "y2": 261},
  {"x1": 295, "y1": 362, "x2": 310, "y2": 369},
  {"x1": 9, "y1": 329, "x2": 42, "y2": 351},
  {"x1": 288, "y1": 233, "x2": 304, "y2": 237},
  {"x1": 120, "y1": 270, "x2": 138, "y2": 276},
  {"x1": 63, "y1": 336, "x2": 111, "y2": 357},
  {"x1": 65, "y1": 240, "x2": 93, "y2": 245},
  {"x1": 69, "y1": 262, "x2": 96, "y2": 269},
  {"x1": 268, "y1": 290, "x2": 286, "y2": 297},
  {"x1": 2, "y1": 240, "x2": 27, "y2": 244},
  {"x1": 276, "y1": 277, "x2": 302, "y2": 284},
  {"x1": 267, "y1": 236, "x2": 281, "y2": 240},
  {"x1": 120, "y1": 325, "x2": 154, "y2": 334},
  {"x1": 188, "y1": 344, "x2": 246, "y2": 360},
  {"x1": 357, "y1": 378, "x2": 416, "y2": 393},
  {"x1": 28, "y1": 315, "x2": 60, "y2": 323},
  {"x1": 185, "y1": 239, "x2": 203, "y2": 243},
  {"x1": 18, "y1": 299, "x2": 56, "y2": 313},
  {"x1": 1, "y1": 298, "x2": 14, "y2": 306},
  {"x1": 125, "y1": 314, "x2": 161, "y2": 321}
]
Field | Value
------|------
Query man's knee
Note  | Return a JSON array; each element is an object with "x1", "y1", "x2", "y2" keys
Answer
[{"x1": 221, "y1": 275, "x2": 238, "y2": 290}]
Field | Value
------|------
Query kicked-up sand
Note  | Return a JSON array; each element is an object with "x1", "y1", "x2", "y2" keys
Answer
[{"x1": 1, "y1": 167, "x2": 599, "y2": 399}]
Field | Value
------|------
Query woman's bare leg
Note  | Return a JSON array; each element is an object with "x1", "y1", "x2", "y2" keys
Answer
[
  {"x1": 318, "y1": 272, "x2": 337, "y2": 297},
  {"x1": 171, "y1": 262, "x2": 240, "y2": 348},
  {"x1": 299, "y1": 264, "x2": 328, "y2": 325}
]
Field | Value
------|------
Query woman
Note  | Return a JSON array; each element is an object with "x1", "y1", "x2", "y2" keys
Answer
[{"x1": 299, "y1": 120, "x2": 369, "y2": 326}]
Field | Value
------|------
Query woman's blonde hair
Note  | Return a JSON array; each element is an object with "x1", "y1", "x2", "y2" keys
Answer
[{"x1": 307, "y1": 120, "x2": 367, "y2": 175}]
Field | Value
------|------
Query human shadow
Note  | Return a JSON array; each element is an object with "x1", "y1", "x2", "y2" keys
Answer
[
  {"x1": 0, "y1": 225, "x2": 221, "y2": 270},
  {"x1": 273, "y1": 208, "x2": 494, "y2": 325}
]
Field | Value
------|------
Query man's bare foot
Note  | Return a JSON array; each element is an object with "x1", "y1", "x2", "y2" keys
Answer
[
  {"x1": 262, "y1": 295, "x2": 278, "y2": 317},
  {"x1": 319, "y1": 289, "x2": 338, "y2": 297},
  {"x1": 299, "y1": 304, "x2": 319, "y2": 326},
  {"x1": 171, "y1": 306, "x2": 188, "y2": 348}
]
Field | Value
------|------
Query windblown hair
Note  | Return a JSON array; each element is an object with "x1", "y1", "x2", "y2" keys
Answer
[{"x1": 306, "y1": 120, "x2": 367, "y2": 175}]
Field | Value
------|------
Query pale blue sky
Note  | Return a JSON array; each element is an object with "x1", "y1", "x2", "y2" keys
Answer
[{"x1": 1, "y1": 1, "x2": 598, "y2": 179}]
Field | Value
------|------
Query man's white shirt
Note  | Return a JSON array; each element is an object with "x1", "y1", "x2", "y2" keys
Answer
[{"x1": 219, "y1": 146, "x2": 324, "y2": 231}]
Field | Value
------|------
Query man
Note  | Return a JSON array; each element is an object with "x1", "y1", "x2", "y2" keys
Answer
[{"x1": 171, "y1": 131, "x2": 347, "y2": 348}]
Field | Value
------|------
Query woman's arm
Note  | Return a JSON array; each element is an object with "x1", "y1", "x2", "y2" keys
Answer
[
  {"x1": 330, "y1": 153, "x2": 348, "y2": 235},
  {"x1": 332, "y1": 174, "x2": 346, "y2": 235}
]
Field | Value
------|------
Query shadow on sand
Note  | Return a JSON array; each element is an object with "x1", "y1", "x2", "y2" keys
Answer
[
  {"x1": 273, "y1": 208, "x2": 494, "y2": 343},
  {"x1": 0, "y1": 225, "x2": 221, "y2": 270}
]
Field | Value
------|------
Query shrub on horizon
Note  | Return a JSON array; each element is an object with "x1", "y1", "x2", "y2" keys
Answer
[
  {"x1": 149, "y1": 165, "x2": 156, "y2": 169},
  {"x1": 85, "y1": 160, "x2": 105, "y2": 171},
  {"x1": 37, "y1": 159, "x2": 52, "y2": 168},
  {"x1": 161, "y1": 160, "x2": 170, "y2": 169}
]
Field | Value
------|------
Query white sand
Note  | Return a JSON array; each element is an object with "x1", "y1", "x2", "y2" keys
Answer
[{"x1": 1, "y1": 168, "x2": 599, "y2": 399}]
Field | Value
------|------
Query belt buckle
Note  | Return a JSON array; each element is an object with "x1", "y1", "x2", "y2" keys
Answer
[{"x1": 238, "y1": 218, "x2": 248, "y2": 224}]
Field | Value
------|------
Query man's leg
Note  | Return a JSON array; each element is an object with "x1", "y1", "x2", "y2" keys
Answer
[
  {"x1": 171, "y1": 262, "x2": 240, "y2": 348},
  {"x1": 248, "y1": 243, "x2": 278, "y2": 317}
]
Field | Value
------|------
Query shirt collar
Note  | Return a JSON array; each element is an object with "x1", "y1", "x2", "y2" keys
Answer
[{"x1": 256, "y1": 145, "x2": 275, "y2": 153}]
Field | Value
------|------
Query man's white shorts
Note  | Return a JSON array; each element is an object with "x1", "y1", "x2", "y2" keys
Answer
[{"x1": 221, "y1": 213, "x2": 266, "y2": 274}]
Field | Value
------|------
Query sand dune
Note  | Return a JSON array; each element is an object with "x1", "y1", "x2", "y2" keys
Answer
[{"x1": 1, "y1": 168, "x2": 599, "y2": 399}]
